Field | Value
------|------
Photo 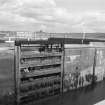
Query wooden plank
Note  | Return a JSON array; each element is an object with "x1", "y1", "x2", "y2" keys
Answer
[
  {"x1": 15, "y1": 46, "x2": 21, "y2": 105},
  {"x1": 19, "y1": 84, "x2": 61, "y2": 98},
  {"x1": 21, "y1": 52, "x2": 62, "y2": 58},
  {"x1": 20, "y1": 76, "x2": 61, "y2": 87},
  {"x1": 20, "y1": 69, "x2": 61, "y2": 78},
  {"x1": 20, "y1": 61, "x2": 61, "y2": 68}
]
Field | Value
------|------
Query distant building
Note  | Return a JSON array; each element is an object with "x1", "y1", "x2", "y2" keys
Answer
[
  {"x1": 0, "y1": 32, "x2": 8, "y2": 38},
  {"x1": 0, "y1": 31, "x2": 105, "y2": 41},
  {"x1": 16, "y1": 31, "x2": 35, "y2": 39}
]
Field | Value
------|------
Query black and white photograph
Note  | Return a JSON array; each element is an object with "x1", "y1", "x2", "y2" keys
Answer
[{"x1": 0, "y1": 0, "x2": 105, "y2": 105}]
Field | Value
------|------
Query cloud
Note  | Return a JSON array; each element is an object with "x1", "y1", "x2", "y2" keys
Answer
[
  {"x1": 70, "y1": 12, "x2": 105, "y2": 32},
  {"x1": 0, "y1": 0, "x2": 105, "y2": 32},
  {"x1": 18, "y1": 1, "x2": 73, "y2": 24},
  {"x1": 0, "y1": 0, "x2": 74, "y2": 31},
  {"x1": 21, "y1": 0, "x2": 56, "y2": 8}
]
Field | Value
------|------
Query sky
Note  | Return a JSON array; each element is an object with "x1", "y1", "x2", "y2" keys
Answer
[{"x1": 0, "y1": 0, "x2": 105, "y2": 32}]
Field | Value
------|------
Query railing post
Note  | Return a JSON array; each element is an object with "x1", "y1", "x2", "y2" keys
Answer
[{"x1": 92, "y1": 48, "x2": 97, "y2": 84}]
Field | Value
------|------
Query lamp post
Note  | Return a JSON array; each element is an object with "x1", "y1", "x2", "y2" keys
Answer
[{"x1": 81, "y1": 22, "x2": 86, "y2": 44}]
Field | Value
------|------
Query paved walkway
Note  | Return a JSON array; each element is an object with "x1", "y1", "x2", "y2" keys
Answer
[
  {"x1": 37, "y1": 79, "x2": 105, "y2": 105},
  {"x1": 94, "y1": 100, "x2": 105, "y2": 105}
]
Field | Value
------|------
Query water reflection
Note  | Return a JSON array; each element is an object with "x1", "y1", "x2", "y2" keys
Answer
[{"x1": 0, "y1": 42, "x2": 14, "y2": 105}]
